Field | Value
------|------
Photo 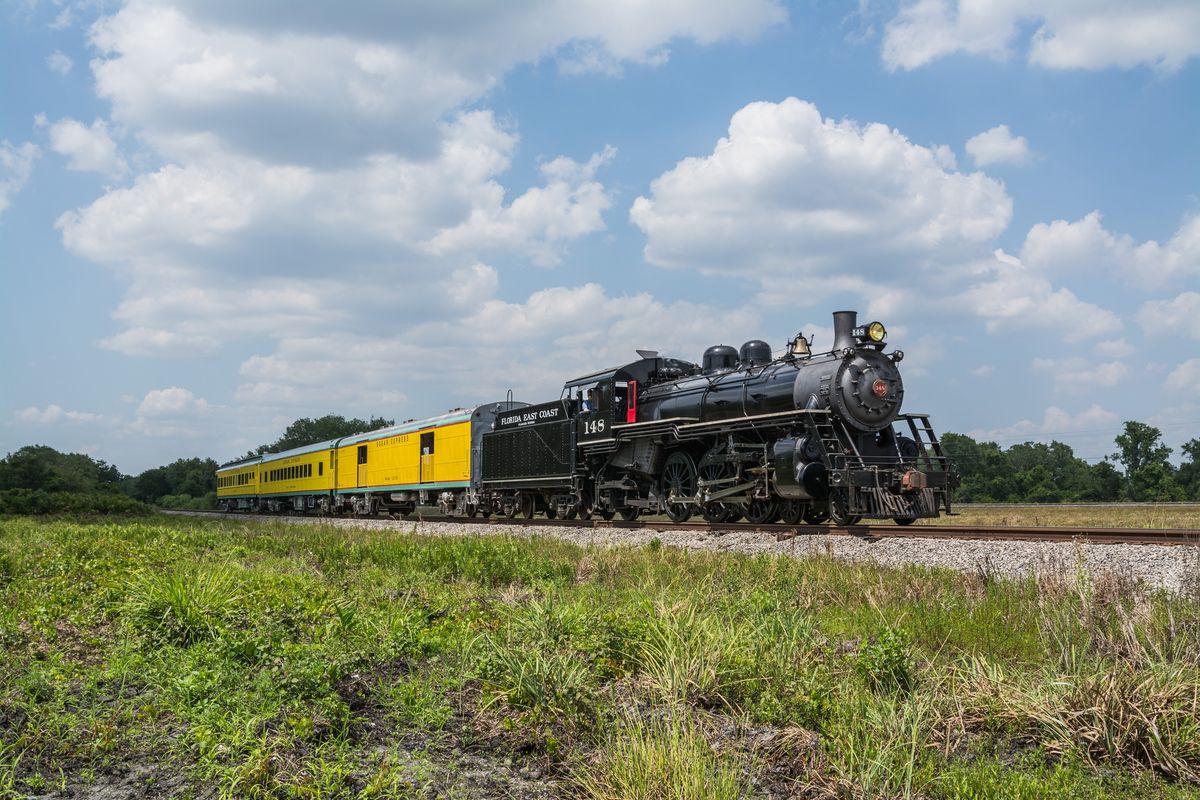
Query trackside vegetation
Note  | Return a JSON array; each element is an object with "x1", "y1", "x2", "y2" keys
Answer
[
  {"x1": 942, "y1": 423, "x2": 1200, "y2": 503},
  {"x1": 3, "y1": 515, "x2": 1200, "y2": 798}
]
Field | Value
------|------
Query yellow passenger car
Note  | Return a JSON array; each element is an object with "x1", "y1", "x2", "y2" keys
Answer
[
  {"x1": 215, "y1": 402, "x2": 524, "y2": 515},
  {"x1": 258, "y1": 442, "x2": 336, "y2": 506},
  {"x1": 215, "y1": 458, "x2": 259, "y2": 510},
  {"x1": 333, "y1": 409, "x2": 474, "y2": 515}
]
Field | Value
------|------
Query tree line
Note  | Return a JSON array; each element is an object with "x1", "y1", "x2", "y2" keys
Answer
[
  {"x1": 0, "y1": 414, "x2": 391, "y2": 511},
  {"x1": 1, "y1": 417, "x2": 1196, "y2": 511},
  {"x1": 941, "y1": 421, "x2": 1199, "y2": 502}
]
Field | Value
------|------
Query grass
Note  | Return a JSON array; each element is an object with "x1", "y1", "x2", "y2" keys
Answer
[
  {"x1": 575, "y1": 711, "x2": 749, "y2": 800},
  {"x1": 917, "y1": 502, "x2": 1200, "y2": 529},
  {"x1": 2, "y1": 514, "x2": 1200, "y2": 798}
]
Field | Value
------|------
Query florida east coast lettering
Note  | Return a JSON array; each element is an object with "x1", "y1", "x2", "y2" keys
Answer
[{"x1": 498, "y1": 405, "x2": 561, "y2": 428}]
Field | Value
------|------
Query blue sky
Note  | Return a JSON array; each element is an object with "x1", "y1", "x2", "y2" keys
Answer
[{"x1": 1, "y1": 0, "x2": 1198, "y2": 474}]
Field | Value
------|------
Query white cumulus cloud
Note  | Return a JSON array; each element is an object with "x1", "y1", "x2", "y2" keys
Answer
[
  {"x1": 231, "y1": 283, "x2": 762, "y2": 417},
  {"x1": 1095, "y1": 339, "x2": 1135, "y2": 359},
  {"x1": 1020, "y1": 212, "x2": 1200, "y2": 289},
  {"x1": 56, "y1": 110, "x2": 617, "y2": 356},
  {"x1": 967, "y1": 404, "x2": 1120, "y2": 446},
  {"x1": 1137, "y1": 292, "x2": 1200, "y2": 340},
  {"x1": 0, "y1": 140, "x2": 40, "y2": 217},
  {"x1": 47, "y1": 50, "x2": 73, "y2": 75},
  {"x1": 428, "y1": 146, "x2": 616, "y2": 266},
  {"x1": 48, "y1": 0, "x2": 781, "y2": 427},
  {"x1": 1032, "y1": 357, "x2": 1129, "y2": 392},
  {"x1": 137, "y1": 387, "x2": 208, "y2": 417},
  {"x1": 132, "y1": 387, "x2": 212, "y2": 438},
  {"x1": 959, "y1": 249, "x2": 1122, "y2": 342},
  {"x1": 965, "y1": 124, "x2": 1032, "y2": 167},
  {"x1": 14, "y1": 405, "x2": 103, "y2": 424},
  {"x1": 630, "y1": 97, "x2": 1012, "y2": 282},
  {"x1": 88, "y1": 0, "x2": 784, "y2": 164},
  {"x1": 1166, "y1": 359, "x2": 1200, "y2": 396},
  {"x1": 883, "y1": 0, "x2": 1200, "y2": 72},
  {"x1": 47, "y1": 117, "x2": 127, "y2": 177}
]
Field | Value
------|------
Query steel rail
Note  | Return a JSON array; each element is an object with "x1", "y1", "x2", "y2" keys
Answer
[{"x1": 167, "y1": 509, "x2": 1200, "y2": 546}]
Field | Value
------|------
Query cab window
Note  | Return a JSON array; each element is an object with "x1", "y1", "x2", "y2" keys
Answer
[{"x1": 578, "y1": 382, "x2": 607, "y2": 413}]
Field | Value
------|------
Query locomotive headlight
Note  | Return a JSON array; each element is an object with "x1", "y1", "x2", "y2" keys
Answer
[{"x1": 867, "y1": 321, "x2": 887, "y2": 342}]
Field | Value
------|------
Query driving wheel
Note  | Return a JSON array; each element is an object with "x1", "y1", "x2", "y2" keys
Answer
[
  {"x1": 744, "y1": 498, "x2": 780, "y2": 525},
  {"x1": 660, "y1": 451, "x2": 697, "y2": 523},
  {"x1": 699, "y1": 455, "x2": 735, "y2": 523}
]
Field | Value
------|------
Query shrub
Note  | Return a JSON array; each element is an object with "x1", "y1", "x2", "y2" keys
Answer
[
  {"x1": 856, "y1": 627, "x2": 914, "y2": 693},
  {"x1": 157, "y1": 493, "x2": 217, "y2": 510},
  {"x1": 0, "y1": 489, "x2": 151, "y2": 516}
]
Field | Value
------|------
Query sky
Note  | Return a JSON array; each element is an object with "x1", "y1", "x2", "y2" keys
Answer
[{"x1": 0, "y1": 0, "x2": 1198, "y2": 474}]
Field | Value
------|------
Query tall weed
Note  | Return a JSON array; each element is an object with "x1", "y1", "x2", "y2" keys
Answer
[
  {"x1": 473, "y1": 631, "x2": 596, "y2": 718},
  {"x1": 127, "y1": 564, "x2": 243, "y2": 645},
  {"x1": 956, "y1": 655, "x2": 1200, "y2": 781},
  {"x1": 575, "y1": 710, "x2": 748, "y2": 800},
  {"x1": 817, "y1": 687, "x2": 940, "y2": 798}
]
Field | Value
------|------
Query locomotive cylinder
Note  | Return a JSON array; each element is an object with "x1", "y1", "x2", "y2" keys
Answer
[{"x1": 772, "y1": 437, "x2": 830, "y2": 499}]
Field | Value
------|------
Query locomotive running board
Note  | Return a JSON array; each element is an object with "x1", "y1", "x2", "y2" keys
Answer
[{"x1": 607, "y1": 409, "x2": 833, "y2": 444}]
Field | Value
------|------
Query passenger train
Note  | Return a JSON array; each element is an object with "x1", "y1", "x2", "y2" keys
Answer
[{"x1": 216, "y1": 310, "x2": 957, "y2": 525}]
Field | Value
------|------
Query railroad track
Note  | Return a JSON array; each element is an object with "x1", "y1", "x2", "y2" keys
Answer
[{"x1": 166, "y1": 509, "x2": 1200, "y2": 547}]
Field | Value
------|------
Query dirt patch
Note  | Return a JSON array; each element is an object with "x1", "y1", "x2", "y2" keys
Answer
[{"x1": 38, "y1": 763, "x2": 208, "y2": 800}]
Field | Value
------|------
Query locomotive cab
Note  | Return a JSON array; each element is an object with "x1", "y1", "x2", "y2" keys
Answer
[
  {"x1": 566, "y1": 372, "x2": 631, "y2": 443},
  {"x1": 562, "y1": 355, "x2": 698, "y2": 443}
]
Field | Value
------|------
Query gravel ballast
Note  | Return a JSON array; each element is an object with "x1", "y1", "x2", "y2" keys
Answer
[{"x1": 244, "y1": 514, "x2": 1200, "y2": 594}]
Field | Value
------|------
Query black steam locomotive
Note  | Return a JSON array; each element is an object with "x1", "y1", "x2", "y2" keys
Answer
[{"x1": 479, "y1": 310, "x2": 956, "y2": 525}]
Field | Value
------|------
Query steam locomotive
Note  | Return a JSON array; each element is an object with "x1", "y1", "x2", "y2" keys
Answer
[
  {"x1": 479, "y1": 310, "x2": 955, "y2": 525},
  {"x1": 217, "y1": 310, "x2": 955, "y2": 525}
]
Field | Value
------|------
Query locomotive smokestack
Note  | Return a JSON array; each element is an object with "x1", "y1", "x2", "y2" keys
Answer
[{"x1": 832, "y1": 310, "x2": 857, "y2": 352}]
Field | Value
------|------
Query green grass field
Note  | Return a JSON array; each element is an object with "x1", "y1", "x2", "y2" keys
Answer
[
  {"x1": 3, "y1": 514, "x2": 1200, "y2": 799},
  {"x1": 920, "y1": 503, "x2": 1200, "y2": 530}
]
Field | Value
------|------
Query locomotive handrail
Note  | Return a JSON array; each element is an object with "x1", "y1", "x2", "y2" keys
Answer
[
  {"x1": 610, "y1": 416, "x2": 699, "y2": 430},
  {"x1": 591, "y1": 409, "x2": 836, "y2": 449},
  {"x1": 674, "y1": 408, "x2": 831, "y2": 432}
]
